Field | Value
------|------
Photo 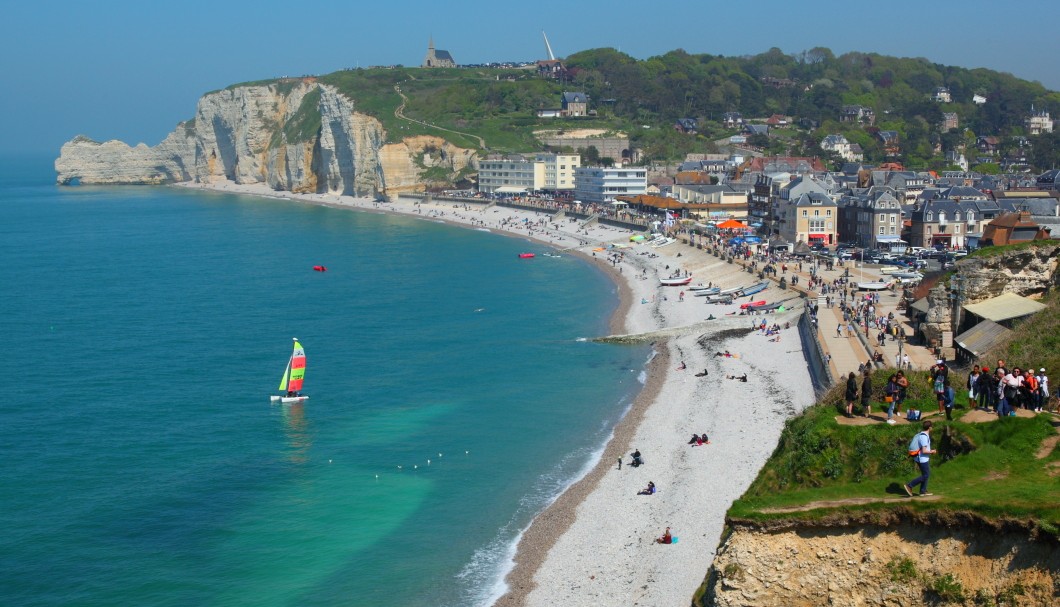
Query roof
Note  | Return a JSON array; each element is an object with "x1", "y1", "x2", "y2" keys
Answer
[
  {"x1": 562, "y1": 92, "x2": 587, "y2": 104},
  {"x1": 963, "y1": 292, "x2": 1048, "y2": 323},
  {"x1": 955, "y1": 319, "x2": 1012, "y2": 357},
  {"x1": 433, "y1": 50, "x2": 454, "y2": 62},
  {"x1": 910, "y1": 297, "x2": 931, "y2": 315}
]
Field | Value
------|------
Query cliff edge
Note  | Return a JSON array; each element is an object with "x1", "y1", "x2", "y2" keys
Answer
[{"x1": 55, "y1": 80, "x2": 474, "y2": 196}]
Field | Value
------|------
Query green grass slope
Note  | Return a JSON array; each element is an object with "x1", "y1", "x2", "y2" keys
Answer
[{"x1": 729, "y1": 291, "x2": 1060, "y2": 535}]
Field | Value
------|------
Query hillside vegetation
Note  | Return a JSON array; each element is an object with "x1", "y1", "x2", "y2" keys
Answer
[
  {"x1": 728, "y1": 290, "x2": 1060, "y2": 534},
  {"x1": 218, "y1": 47, "x2": 1057, "y2": 168}
]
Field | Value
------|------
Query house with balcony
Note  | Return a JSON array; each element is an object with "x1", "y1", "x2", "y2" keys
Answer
[
  {"x1": 933, "y1": 87, "x2": 952, "y2": 103},
  {"x1": 573, "y1": 166, "x2": 646, "y2": 203}
]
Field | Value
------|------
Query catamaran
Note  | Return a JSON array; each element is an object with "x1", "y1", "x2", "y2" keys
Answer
[{"x1": 271, "y1": 338, "x2": 308, "y2": 404}]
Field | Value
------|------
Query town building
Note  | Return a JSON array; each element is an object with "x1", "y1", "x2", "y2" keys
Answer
[
  {"x1": 1025, "y1": 106, "x2": 1053, "y2": 135},
  {"x1": 840, "y1": 105, "x2": 875, "y2": 125},
  {"x1": 933, "y1": 87, "x2": 952, "y2": 103},
  {"x1": 820, "y1": 134, "x2": 864, "y2": 162},
  {"x1": 941, "y1": 112, "x2": 959, "y2": 131},
  {"x1": 837, "y1": 189, "x2": 903, "y2": 250},
  {"x1": 422, "y1": 38, "x2": 456, "y2": 68},
  {"x1": 776, "y1": 192, "x2": 838, "y2": 246},
  {"x1": 573, "y1": 166, "x2": 647, "y2": 203},
  {"x1": 477, "y1": 153, "x2": 580, "y2": 193},
  {"x1": 561, "y1": 92, "x2": 588, "y2": 117}
]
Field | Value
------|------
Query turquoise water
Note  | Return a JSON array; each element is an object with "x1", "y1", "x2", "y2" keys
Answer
[{"x1": 0, "y1": 155, "x2": 648, "y2": 606}]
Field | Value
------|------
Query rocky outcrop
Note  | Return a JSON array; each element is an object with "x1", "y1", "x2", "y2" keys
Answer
[
  {"x1": 705, "y1": 523, "x2": 1059, "y2": 606},
  {"x1": 378, "y1": 136, "x2": 476, "y2": 194},
  {"x1": 957, "y1": 243, "x2": 1060, "y2": 301},
  {"x1": 56, "y1": 81, "x2": 473, "y2": 196}
]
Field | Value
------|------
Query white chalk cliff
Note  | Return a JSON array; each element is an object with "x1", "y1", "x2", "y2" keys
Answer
[{"x1": 56, "y1": 80, "x2": 473, "y2": 196}]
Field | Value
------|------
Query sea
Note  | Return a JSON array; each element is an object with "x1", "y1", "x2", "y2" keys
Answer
[{"x1": 0, "y1": 154, "x2": 650, "y2": 607}]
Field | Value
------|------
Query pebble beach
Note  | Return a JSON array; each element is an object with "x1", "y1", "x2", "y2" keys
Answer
[{"x1": 175, "y1": 181, "x2": 819, "y2": 606}]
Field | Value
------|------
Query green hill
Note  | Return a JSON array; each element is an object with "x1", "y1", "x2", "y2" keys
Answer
[{"x1": 226, "y1": 48, "x2": 1060, "y2": 169}]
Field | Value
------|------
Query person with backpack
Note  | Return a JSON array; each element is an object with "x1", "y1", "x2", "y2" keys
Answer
[{"x1": 904, "y1": 420, "x2": 936, "y2": 497}]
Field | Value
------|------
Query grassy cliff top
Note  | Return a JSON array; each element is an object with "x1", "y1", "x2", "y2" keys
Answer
[{"x1": 729, "y1": 292, "x2": 1060, "y2": 535}]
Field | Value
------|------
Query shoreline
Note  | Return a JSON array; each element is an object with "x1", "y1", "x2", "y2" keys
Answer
[{"x1": 173, "y1": 181, "x2": 818, "y2": 606}]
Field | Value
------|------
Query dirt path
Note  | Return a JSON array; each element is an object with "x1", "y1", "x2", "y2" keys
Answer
[
  {"x1": 392, "y1": 84, "x2": 486, "y2": 149},
  {"x1": 761, "y1": 495, "x2": 941, "y2": 514},
  {"x1": 1035, "y1": 416, "x2": 1060, "y2": 459}
]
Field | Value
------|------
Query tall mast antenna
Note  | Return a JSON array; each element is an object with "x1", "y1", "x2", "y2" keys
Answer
[{"x1": 542, "y1": 31, "x2": 556, "y2": 61}]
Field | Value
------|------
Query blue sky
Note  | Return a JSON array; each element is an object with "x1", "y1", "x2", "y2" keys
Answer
[{"x1": 3, "y1": 0, "x2": 1057, "y2": 155}]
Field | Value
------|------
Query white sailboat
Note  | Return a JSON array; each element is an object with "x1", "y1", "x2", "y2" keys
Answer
[{"x1": 270, "y1": 338, "x2": 308, "y2": 404}]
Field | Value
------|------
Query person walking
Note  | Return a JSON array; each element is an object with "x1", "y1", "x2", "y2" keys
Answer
[
  {"x1": 861, "y1": 370, "x2": 873, "y2": 417},
  {"x1": 904, "y1": 420, "x2": 936, "y2": 497}
]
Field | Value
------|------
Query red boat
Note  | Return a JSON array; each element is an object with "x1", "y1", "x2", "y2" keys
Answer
[
  {"x1": 740, "y1": 300, "x2": 767, "y2": 309},
  {"x1": 518, "y1": 253, "x2": 535, "y2": 259},
  {"x1": 313, "y1": 265, "x2": 327, "y2": 272},
  {"x1": 660, "y1": 276, "x2": 692, "y2": 286}
]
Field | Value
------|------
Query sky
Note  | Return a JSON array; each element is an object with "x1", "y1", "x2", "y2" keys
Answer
[{"x1": 3, "y1": 0, "x2": 1058, "y2": 156}]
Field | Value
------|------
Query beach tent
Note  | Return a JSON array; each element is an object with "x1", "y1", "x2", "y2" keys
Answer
[
  {"x1": 630, "y1": 234, "x2": 646, "y2": 242},
  {"x1": 716, "y1": 219, "x2": 749, "y2": 230}
]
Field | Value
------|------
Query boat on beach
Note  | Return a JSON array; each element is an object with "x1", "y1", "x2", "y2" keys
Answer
[
  {"x1": 740, "y1": 300, "x2": 767, "y2": 309},
  {"x1": 660, "y1": 276, "x2": 693, "y2": 286},
  {"x1": 718, "y1": 284, "x2": 746, "y2": 296},
  {"x1": 271, "y1": 338, "x2": 308, "y2": 404},
  {"x1": 706, "y1": 293, "x2": 735, "y2": 304},
  {"x1": 738, "y1": 281, "x2": 770, "y2": 296},
  {"x1": 856, "y1": 281, "x2": 892, "y2": 291},
  {"x1": 687, "y1": 284, "x2": 715, "y2": 292},
  {"x1": 747, "y1": 302, "x2": 784, "y2": 312},
  {"x1": 693, "y1": 287, "x2": 721, "y2": 296}
]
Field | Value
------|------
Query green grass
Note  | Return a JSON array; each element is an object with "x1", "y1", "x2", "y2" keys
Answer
[
  {"x1": 729, "y1": 368, "x2": 1060, "y2": 529},
  {"x1": 964, "y1": 240, "x2": 1056, "y2": 260},
  {"x1": 729, "y1": 289, "x2": 1060, "y2": 532}
]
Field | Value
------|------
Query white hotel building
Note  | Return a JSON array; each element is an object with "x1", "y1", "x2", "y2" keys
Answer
[
  {"x1": 477, "y1": 153, "x2": 580, "y2": 194},
  {"x1": 573, "y1": 166, "x2": 647, "y2": 203}
]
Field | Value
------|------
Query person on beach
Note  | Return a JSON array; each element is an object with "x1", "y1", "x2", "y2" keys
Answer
[
  {"x1": 655, "y1": 527, "x2": 673, "y2": 544},
  {"x1": 942, "y1": 378, "x2": 955, "y2": 420},
  {"x1": 894, "y1": 370, "x2": 909, "y2": 415},
  {"x1": 884, "y1": 373, "x2": 899, "y2": 422},
  {"x1": 677, "y1": 361, "x2": 686, "y2": 370},
  {"x1": 695, "y1": 369, "x2": 709, "y2": 377},
  {"x1": 904, "y1": 420, "x2": 936, "y2": 497},
  {"x1": 630, "y1": 449, "x2": 643, "y2": 467},
  {"x1": 845, "y1": 372, "x2": 858, "y2": 418},
  {"x1": 726, "y1": 374, "x2": 748, "y2": 382},
  {"x1": 687, "y1": 434, "x2": 701, "y2": 445},
  {"x1": 638, "y1": 481, "x2": 656, "y2": 495}
]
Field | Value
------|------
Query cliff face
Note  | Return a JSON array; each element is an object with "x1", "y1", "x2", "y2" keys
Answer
[
  {"x1": 55, "y1": 81, "x2": 472, "y2": 196},
  {"x1": 705, "y1": 523, "x2": 1059, "y2": 606},
  {"x1": 958, "y1": 243, "x2": 1060, "y2": 301}
]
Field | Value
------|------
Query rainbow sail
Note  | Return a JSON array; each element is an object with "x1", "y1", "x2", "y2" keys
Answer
[{"x1": 278, "y1": 339, "x2": 306, "y2": 393}]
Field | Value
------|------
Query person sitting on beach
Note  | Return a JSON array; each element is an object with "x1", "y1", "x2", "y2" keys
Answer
[
  {"x1": 638, "y1": 481, "x2": 656, "y2": 495},
  {"x1": 692, "y1": 433, "x2": 709, "y2": 446},
  {"x1": 677, "y1": 361, "x2": 686, "y2": 370},
  {"x1": 630, "y1": 449, "x2": 644, "y2": 467},
  {"x1": 687, "y1": 434, "x2": 701, "y2": 445},
  {"x1": 726, "y1": 374, "x2": 748, "y2": 382},
  {"x1": 655, "y1": 527, "x2": 673, "y2": 544},
  {"x1": 695, "y1": 369, "x2": 709, "y2": 377}
]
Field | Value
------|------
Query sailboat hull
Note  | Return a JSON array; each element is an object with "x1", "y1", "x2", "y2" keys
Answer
[{"x1": 272, "y1": 395, "x2": 309, "y2": 404}]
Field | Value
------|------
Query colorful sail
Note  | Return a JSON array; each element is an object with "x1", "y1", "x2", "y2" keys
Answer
[{"x1": 278, "y1": 339, "x2": 306, "y2": 392}]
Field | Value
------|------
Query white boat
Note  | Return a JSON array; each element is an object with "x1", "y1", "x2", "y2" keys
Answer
[
  {"x1": 270, "y1": 338, "x2": 308, "y2": 404},
  {"x1": 660, "y1": 276, "x2": 693, "y2": 286},
  {"x1": 693, "y1": 287, "x2": 721, "y2": 296},
  {"x1": 856, "y1": 281, "x2": 892, "y2": 291},
  {"x1": 687, "y1": 284, "x2": 715, "y2": 291}
]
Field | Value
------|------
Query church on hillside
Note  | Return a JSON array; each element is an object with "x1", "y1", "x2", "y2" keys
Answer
[{"x1": 422, "y1": 38, "x2": 456, "y2": 68}]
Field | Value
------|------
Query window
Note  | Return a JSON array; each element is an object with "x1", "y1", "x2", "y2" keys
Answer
[
  {"x1": 927, "y1": 226, "x2": 932, "y2": 234},
  {"x1": 956, "y1": 224, "x2": 961, "y2": 233},
  {"x1": 802, "y1": 210, "x2": 808, "y2": 217},
  {"x1": 814, "y1": 209, "x2": 820, "y2": 217},
  {"x1": 890, "y1": 226, "x2": 896, "y2": 234},
  {"x1": 967, "y1": 211, "x2": 974, "y2": 222},
  {"x1": 890, "y1": 215, "x2": 897, "y2": 224},
  {"x1": 927, "y1": 212, "x2": 933, "y2": 221},
  {"x1": 826, "y1": 210, "x2": 832, "y2": 217},
  {"x1": 878, "y1": 213, "x2": 885, "y2": 223},
  {"x1": 938, "y1": 212, "x2": 946, "y2": 223},
  {"x1": 879, "y1": 226, "x2": 885, "y2": 234}
]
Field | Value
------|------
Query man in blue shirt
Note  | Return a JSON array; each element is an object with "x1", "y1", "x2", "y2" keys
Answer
[{"x1": 904, "y1": 420, "x2": 936, "y2": 497}]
